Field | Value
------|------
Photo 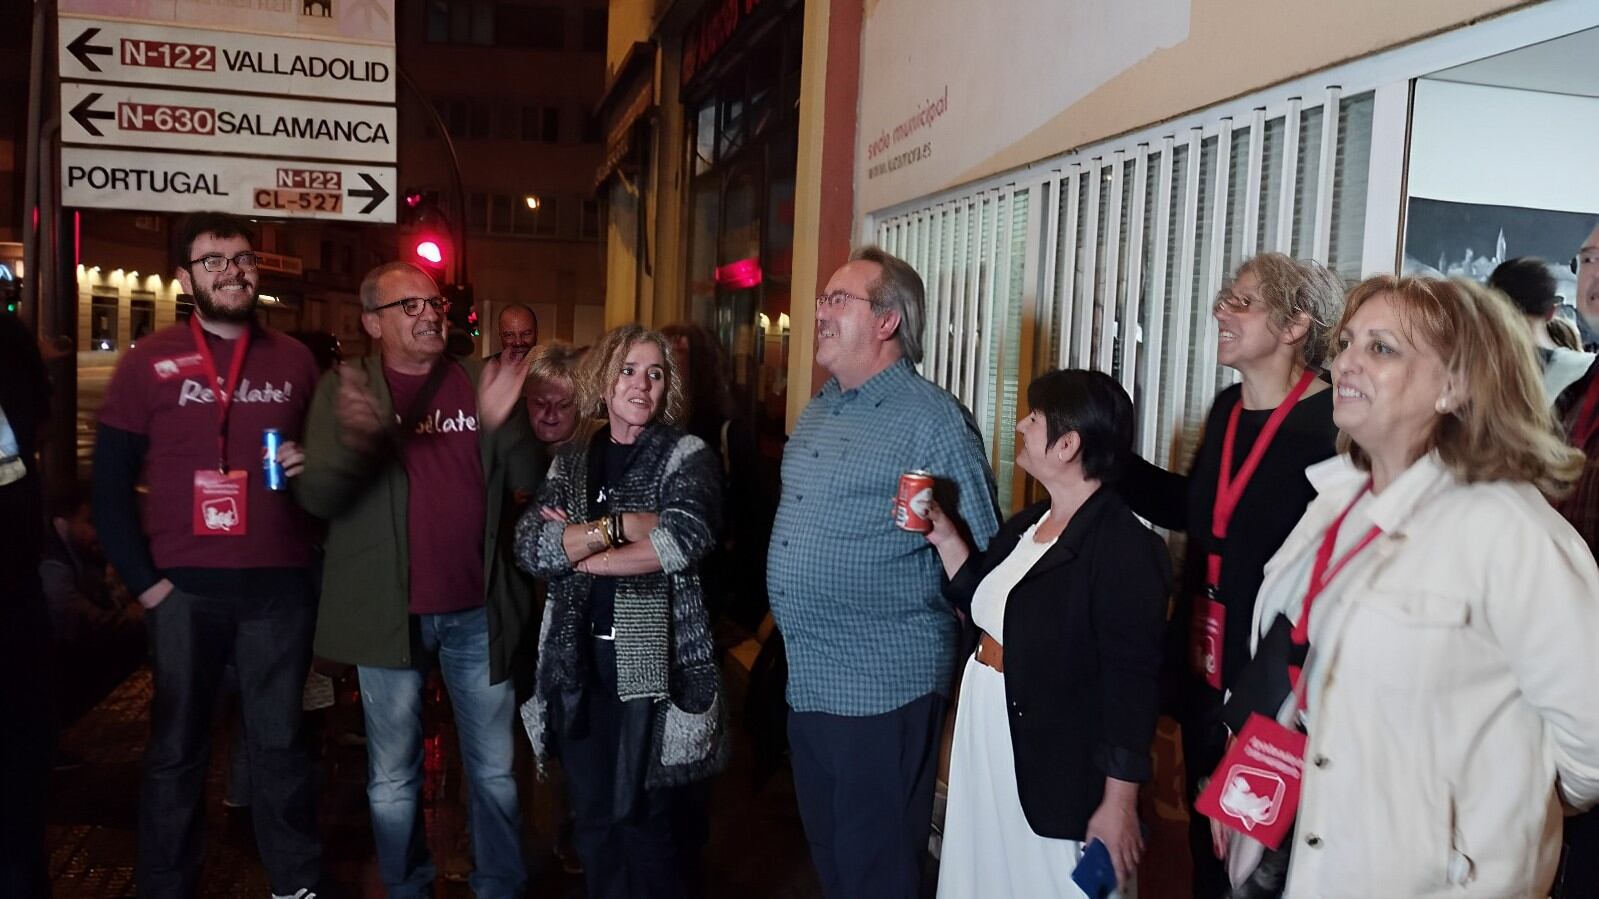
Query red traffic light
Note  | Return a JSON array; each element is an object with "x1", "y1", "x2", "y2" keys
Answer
[{"x1": 415, "y1": 239, "x2": 444, "y2": 265}]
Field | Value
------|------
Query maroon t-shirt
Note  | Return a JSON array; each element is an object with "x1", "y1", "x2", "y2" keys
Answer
[
  {"x1": 386, "y1": 363, "x2": 487, "y2": 614},
  {"x1": 97, "y1": 322, "x2": 320, "y2": 569}
]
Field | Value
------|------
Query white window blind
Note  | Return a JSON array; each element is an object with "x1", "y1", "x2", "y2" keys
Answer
[{"x1": 875, "y1": 87, "x2": 1376, "y2": 497}]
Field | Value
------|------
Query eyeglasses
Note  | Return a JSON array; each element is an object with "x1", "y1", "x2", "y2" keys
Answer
[
  {"x1": 1213, "y1": 290, "x2": 1255, "y2": 313},
  {"x1": 370, "y1": 295, "x2": 451, "y2": 317},
  {"x1": 187, "y1": 252, "x2": 260, "y2": 272},
  {"x1": 815, "y1": 291, "x2": 879, "y2": 309}
]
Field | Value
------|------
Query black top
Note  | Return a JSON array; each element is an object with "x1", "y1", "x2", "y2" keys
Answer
[
  {"x1": 1119, "y1": 382, "x2": 1337, "y2": 695},
  {"x1": 943, "y1": 489, "x2": 1171, "y2": 841},
  {"x1": 583, "y1": 429, "x2": 640, "y2": 637}
]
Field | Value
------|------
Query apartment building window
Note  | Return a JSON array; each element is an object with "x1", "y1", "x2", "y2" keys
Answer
[
  {"x1": 582, "y1": 9, "x2": 608, "y2": 52},
  {"x1": 497, "y1": 5, "x2": 564, "y2": 50},
  {"x1": 426, "y1": 0, "x2": 495, "y2": 45},
  {"x1": 580, "y1": 199, "x2": 603, "y2": 239},
  {"x1": 466, "y1": 193, "x2": 600, "y2": 241},
  {"x1": 522, "y1": 106, "x2": 560, "y2": 142}
]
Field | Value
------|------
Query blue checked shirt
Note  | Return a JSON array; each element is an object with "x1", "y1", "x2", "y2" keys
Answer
[{"x1": 768, "y1": 358, "x2": 1001, "y2": 716}]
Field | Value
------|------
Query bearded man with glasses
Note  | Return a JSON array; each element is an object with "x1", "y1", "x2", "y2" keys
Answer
[
  {"x1": 93, "y1": 212, "x2": 327, "y2": 898},
  {"x1": 296, "y1": 260, "x2": 544, "y2": 899}
]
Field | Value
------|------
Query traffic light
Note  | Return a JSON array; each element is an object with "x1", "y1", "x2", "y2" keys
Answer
[
  {"x1": 399, "y1": 187, "x2": 451, "y2": 281},
  {"x1": 444, "y1": 282, "x2": 477, "y2": 337},
  {"x1": 411, "y1": 234, "x2": 449, "y2": 281}
]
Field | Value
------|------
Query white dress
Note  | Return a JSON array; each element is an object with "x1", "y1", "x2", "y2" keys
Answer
[{"x1": 937, "y1": 515, "x2": 1130, "y2": 899}]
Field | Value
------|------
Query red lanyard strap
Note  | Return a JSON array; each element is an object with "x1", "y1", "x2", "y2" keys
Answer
[
  {"x1": 189, "y1": 315, "x2": 252, "y2": 472},
  {"x1": 1207, "y1": 368, "x2": 1318, "y2": 588},
  {"x1": 1573, "y1": 372, "x2": 1599, "y2": 450},
  {"x1": 1289, "y1": 482, "x2": 1381, "y2": 709}
]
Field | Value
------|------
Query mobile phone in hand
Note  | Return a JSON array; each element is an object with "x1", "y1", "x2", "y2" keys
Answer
[{"x1": 1072, "y1": 838, "x2": 1118, "y2": 899}]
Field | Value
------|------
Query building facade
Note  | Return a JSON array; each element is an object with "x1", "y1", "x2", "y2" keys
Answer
[{"x1": 605, "y1": 0, "x2": 1599, "y2": 510}]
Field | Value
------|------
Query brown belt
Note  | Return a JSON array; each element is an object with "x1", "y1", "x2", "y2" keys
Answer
[{"x1": 976, "y1": 631, "x2": 1005, "y2": 673}]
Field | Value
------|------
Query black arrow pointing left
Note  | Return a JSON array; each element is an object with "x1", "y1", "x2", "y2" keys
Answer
[
  {"x1": 70, "y1": 93, "x2": 115, "y2": 138},
  {"x1": 347, "y1": 173, "x2": 389, "y2": 215},
  {"x1": 68, "y1": 28, "x2": 113, "y2": 73}
]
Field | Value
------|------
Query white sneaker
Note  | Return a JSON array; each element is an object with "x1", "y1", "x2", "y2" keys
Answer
[{"x1": 271, "y1": 890, "x2": 317, "y2": 899}]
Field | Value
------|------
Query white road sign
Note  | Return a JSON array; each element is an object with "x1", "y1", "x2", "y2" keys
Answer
[
  {"x1": 59, "y1": 16, "x2": 395, "y2": 103},
  {"x1": 60, "y1": 0, "x2": 396, "y2": 45},
  {"x1": 63, "y1": 147, "x2": 396, "y2": 223},
  {"x1": 63, "y1": 82, "x2": 396, "y2": 164}
]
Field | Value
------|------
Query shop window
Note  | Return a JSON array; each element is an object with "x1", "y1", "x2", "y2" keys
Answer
[
  {"x1": 497, "y1": 5, "x2": 564, "y2": 50},
  {"x1": 582, "y1": 8, "x2": 607, "y2": 52},
  {"x1": 718, "y1": 91, "x2": 746, "y2": 161},
  {"x1": 90, "y1": 289, "x2": 118, "y2": 351},
  {"x1": 130, "y1": 295, "x2": 156, "y2": 344},
  {"x1": 692, "y1": 101, "x2": 717, "y2": 176},
  {"x1": 176, "y1": 296, "x2": 194, "y2": 323}
]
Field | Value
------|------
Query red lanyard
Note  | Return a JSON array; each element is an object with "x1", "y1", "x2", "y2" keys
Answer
[
  {"x1": 1289, "y1": 483, "x2": 1382, "y2": 709},
  {"x1": 1207, "y1": 368, "x2": 1318, "y2": 587},
  {"x1": 189, "y1": 315, "x2": 252, "y2": 472},
  {"x1": 1573, "y1": 373, "x2": 1599, "y2": 450}
]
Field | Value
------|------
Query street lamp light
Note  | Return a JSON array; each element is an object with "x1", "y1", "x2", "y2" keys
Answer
[{"x1": 524, "y1": 195, "x2": 541, "y2": 211}]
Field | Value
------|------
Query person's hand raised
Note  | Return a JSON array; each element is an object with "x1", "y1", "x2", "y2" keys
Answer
[
  {"x1": 478, "y1": 352, "x2": 534, "y2": 432},
  {"x1": 334, "y1": 363, "x2": 385, "y2": 453}
]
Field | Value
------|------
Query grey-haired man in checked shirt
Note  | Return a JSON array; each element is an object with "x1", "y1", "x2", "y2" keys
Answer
[{"x1": 768, "y1": 246, "x2": 1000, "y2": 899}]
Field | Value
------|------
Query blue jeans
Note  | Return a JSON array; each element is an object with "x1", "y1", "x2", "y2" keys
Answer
[{"x1": 358, "y1": 607, "x2": 526, "y2": 899}]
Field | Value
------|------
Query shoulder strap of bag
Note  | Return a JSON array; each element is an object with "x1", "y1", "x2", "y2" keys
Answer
[{"x1": 394, "y1": 359, "x2": 453, "y2": 443}]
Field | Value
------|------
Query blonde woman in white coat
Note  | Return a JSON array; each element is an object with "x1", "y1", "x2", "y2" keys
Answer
[{"x1": 1222, "y1": 275, "x2": 1599, "y2": 897}]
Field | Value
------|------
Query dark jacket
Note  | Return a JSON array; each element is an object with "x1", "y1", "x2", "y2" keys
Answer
[
  {"x1": 297, "y1": 354, "x2": 545, "y2": 684},
  {"x1": 516, "y1": 421, "x2": 728, "y2": 789},
  {"x1": 944, "y1": 488, "x2": 1170, "y2": 840}
]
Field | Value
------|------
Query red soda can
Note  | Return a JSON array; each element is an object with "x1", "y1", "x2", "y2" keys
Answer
[{"x1": 894, "y1": 470, "x2": 935, "y2": 532}]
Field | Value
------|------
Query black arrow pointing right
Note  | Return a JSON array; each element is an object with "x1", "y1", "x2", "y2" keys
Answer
[
  {"x1": 68, "y1": 28, "x2": 113, "y2": 73},
  {"x1": 347, "y1": 173, "x2": 389, "y2": 215},
  {"x1": 70, "y1": 93, "x2": 115, "y2": 138}
]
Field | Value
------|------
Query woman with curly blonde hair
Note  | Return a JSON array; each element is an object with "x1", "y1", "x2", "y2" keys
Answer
[
  {"x1": 1217, "y1": 275, "x2": 1599, "y2": 896},
  {"x1": 515, "y1": 323, "x2": 726, "y2": 898}
]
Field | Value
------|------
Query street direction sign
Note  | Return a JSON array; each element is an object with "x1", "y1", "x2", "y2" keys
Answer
[
  {"x1": 57, "y1": 0, "x2": 396, "y2": 223},
  {"x1": 62, "y1": 82, "x2": 396, "y2": 164},
  {"x1": 60, "y1": 0, "x2": 395, "y2": 45},
  {"x1": 58, "y1": 17, "x2": 395, "y2": 103},
  {"x1": 63, "y1": 148, "x2": 396, "y2": 222}
]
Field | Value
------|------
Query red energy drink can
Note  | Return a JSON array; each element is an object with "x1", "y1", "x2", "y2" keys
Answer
[{"x1": 894, "y1": 470, "x2": 935, "y2": 532}]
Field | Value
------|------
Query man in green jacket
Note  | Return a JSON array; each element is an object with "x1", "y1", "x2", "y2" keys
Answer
[{"x1": 296, "y1": 260, "x2": 543, "y2": 899}]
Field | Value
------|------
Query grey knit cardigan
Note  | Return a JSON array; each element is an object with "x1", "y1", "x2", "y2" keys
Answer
[{"x1": 514, "y1": 421, "x2": 728, "y2": 788}]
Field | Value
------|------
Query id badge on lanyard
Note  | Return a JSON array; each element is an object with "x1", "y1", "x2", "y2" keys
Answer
[
  {"x1": 1193, "y1": 370, "x2": 1316, "y2": 690},
  {"x1": 188, "y1": 316, "x2": 252, "y2": 537},
  {"x1": 1198, "y1": 484, "x2": 1380, "y2": 849}
]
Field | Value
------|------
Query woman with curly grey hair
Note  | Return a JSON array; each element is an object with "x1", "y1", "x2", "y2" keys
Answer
[
  {"x1": 514, "y1": 323, "x2": 726, "y2": 898},
  {"x1": 1117, "y1": 252, "x2": 1346, "y2": 899}
]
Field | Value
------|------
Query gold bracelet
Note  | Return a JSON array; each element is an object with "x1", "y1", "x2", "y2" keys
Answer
[
  {"x1": 584, "y1": 521, "x2": 606, "y2": 553},
  {"x1": 599, "y1": 515, "x2": 614, "y2": 549}
]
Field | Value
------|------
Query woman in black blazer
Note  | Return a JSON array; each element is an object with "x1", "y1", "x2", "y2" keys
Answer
[{"x1": 929, "y1": 369, "x2": 1171, "y2": 898}]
